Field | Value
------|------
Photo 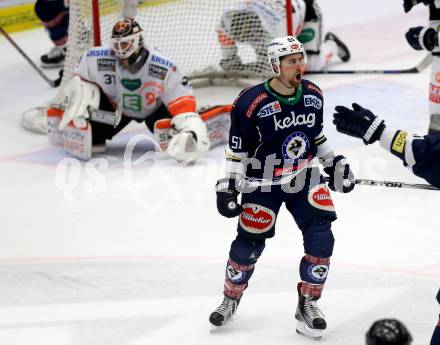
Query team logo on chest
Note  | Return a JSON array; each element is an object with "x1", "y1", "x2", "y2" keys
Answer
[
  {"x1": 273, "y1": 111, "x2": 315, "y2": 131},
  {"x1": 282, "y1": 131, "x2": 310, "y2": 163}
]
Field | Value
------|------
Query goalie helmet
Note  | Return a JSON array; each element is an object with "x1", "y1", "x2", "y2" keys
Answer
[
  {"x1": 111, "y1": 17, "x2": 143, "y2": 61},
  {"x1": 366, "y1": 319, "x2": 412, "y2": 345},
  {"x1": 267, "y1": 36, "x2": 307, "y2": 76}
]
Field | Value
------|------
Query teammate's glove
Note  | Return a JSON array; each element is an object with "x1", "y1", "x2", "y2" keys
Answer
[
  {"x1": 333, "y1": 103, "x2": 386, "y2": 145},
  {"x1": 405, "y1": 26, "x2": 438, "y2": 51},
  {"x1": 403, "y1": 0, "x2": 435, "y2": 13},
  {"x1": 215, "y1": 178, "x2": 242, "y2": 218},
  {"x1": 322, "y1": 155, "x2": 355, "y2": 193}
]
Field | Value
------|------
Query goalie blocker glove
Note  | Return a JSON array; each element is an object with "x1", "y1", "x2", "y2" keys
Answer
[
  {"x1": 215, "y1": 178, "x2": 242, "y2": 218},
  {"x1": 405, "y1": 26, "x2": 439, "y2": 51},
  {"x1": 403, "y1": 0, "x2": 436, "y2": 13},
  {"x1": 333, "y1": 103, "x2": 386, "y2": 145}
]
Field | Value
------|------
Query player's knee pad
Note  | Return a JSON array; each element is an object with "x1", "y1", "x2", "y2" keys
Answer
[
  {"x1": 299, "y1": 255, "x2": 330, "y2": 285},
  {"x1": 229, "y1": 234, "x2": 266, "y2": 266},
  {"x1": 301, "y1": 216, "x2": 335, "y2": 258}
]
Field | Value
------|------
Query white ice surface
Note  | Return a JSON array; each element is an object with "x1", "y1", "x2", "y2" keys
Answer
[{"x1": 0, "y1": 1, "x2": 438, "y2": 344}]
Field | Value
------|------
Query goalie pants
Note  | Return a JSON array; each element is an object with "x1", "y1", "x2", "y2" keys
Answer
[{"x1": 91, "y1": 91, "x2": 171, "y2": 145}]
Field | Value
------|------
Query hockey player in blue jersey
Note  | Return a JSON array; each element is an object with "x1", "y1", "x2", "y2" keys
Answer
[
  {"x1": 209, "y1": 36, "x2": 355, "y2": 340},
  {"x1": 332, "y1": 103, "x2": 440, "y2": 345}
]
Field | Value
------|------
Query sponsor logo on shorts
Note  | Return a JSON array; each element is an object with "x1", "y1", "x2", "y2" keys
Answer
[
  {"x1": 308, "y1": 264, "x2": 329, "y2": 282},
  {"x1": 148, "y1": 64, "x2": 168, "y2": 80},
  {"x1": 430, "y1": 83, "x2": 440, "y2": 103},
  {"x1": 97, "y1": 58, "x2": 115, "y2": 72},
  {"x1": 239, "y1": 203, "x2": 275, "y2": 234},
  {"x1": 308, "y1": 184, "x2": 335, "y2": 212},
  {"x1": 245, "y1": 93, "x2": 268, "y2": 118},
  {"x1": 304, "y1": 95, "x2": 322, "y2": 110},
  {"x1": 257, "y1": 101, "x2": 281, "y2": 118}
]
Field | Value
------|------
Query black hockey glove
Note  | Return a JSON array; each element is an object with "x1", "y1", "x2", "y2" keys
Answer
[
  {"x1": 403, "y1": 0, "x2": 435, "y2": 13},
  {"x1": 215, "y1": 178, "x2": 242, "y2": 218},
  {"x1": 405, "y1": 26, "x2": 438, "y2": 51},
  {"x1": 322, "y1": 155, "x2": 355, "y2": 193},
  {"x1": 333, "y1": 103, "x2": 386, "y2": 145}
]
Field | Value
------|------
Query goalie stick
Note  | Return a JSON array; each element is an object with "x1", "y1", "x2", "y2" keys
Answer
[{"x1": 0, "y1": 26, "x2": 61, "y2": 88}]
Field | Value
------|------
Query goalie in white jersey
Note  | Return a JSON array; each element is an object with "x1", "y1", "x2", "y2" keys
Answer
[{"x1": 52, "y1": 17, "x2": 211, "y2": 162}]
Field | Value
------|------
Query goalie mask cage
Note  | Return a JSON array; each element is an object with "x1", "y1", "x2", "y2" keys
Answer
[{"x1": 61, "y1": 0, "x2": 295, "y2": 87}]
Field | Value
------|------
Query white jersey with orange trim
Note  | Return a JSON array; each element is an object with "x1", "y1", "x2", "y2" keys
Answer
[
  {"x1": 239, "y1": 0, "x2": 306, "y2": 37},
  {"x1": 74, "y1": 45, "x2": 196, "y2": 121}
]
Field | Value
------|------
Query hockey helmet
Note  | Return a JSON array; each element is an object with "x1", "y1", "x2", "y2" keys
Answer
[
  {"x1": 267, "y1": 36, "x2": 307, "y2": 76},
  {"x1": 366, "y1": 319, "x2": 413, "y2": 345},
  {"x1": 111, "y1": 17, "x2": 143, "y2": 60}
]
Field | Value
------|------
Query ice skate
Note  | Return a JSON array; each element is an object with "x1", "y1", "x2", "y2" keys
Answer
[
  {"x1": 325, "y1": 32, "x2": 351, "y2": 62},
  {"x1": 41, "y1": 45, "x2": 66, "y2": 68},
  {"x1": 209, "y1": 294, "x2": 240, "y2": 330},
  {"x1": 295, "y1": 287, "x2": 326, "y2": 340}
]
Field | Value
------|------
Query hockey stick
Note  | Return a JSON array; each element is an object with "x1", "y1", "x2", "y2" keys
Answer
[
  {"x1": 324, "y1": 177, "x2": 439, "y2": 191},
  {"x1": 0, "y1": 26, "x2": 60, "y2": 87},
  {"x1": 305, "y1": 54, "x2": 432, "y2": 75}
]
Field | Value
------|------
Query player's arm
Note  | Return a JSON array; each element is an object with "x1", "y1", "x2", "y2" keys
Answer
[
  {"x1": 308, "y1": 85, "x2": 355, "y2": 193},
  {"x1": 216, "y1": 94, "x2": 257, "y2": 218},
  {"x1": 333, "y1": 103, "x2": 440, "y2": 188},
  {"x1": 160, "y1": 68, "x2": 209, "y2": 162}
]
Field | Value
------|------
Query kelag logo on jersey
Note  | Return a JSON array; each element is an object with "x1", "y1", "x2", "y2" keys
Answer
[
  {"x1": 257, "y1": 101, "x2": 281, "y2": 118},
  {"x1": 282, "y1": 131, "x2": 310, "y2": 164},
  {"x1": 151, "y1": 55, "x2": 177, "y2": 71},
  {"x1": 304, "y1": 95, "x2": 322, "y2": 110},
  {"x1": 274, "y1": 111, "x2": 315, "y2": 131}
]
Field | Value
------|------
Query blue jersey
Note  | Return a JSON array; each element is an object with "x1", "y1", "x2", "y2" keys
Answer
[
  {"x1": 225, "y1": 79, "x2": 329, "y2": 180},
  {"x1": 387, "y1": 131, "x2": 440, "y2": 188}
]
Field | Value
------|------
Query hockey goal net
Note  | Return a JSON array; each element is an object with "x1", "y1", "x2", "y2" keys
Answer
[{"x1": 23, "y1": 0, "x2": 294, "y2": 133}]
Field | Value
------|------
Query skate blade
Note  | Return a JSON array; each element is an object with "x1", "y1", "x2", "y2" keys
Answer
[{"x1": 296, "y1": 320, "x2": 323, "y2": 340}]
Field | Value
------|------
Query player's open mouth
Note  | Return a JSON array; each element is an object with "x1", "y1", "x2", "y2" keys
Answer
[{"x1": 295, "y1": 72, "x2": 302, "y2": 82}]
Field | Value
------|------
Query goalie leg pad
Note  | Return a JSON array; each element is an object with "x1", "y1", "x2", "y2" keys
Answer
[{"x1": 62, "y1": 122, "x2": 92, "y2": 161}]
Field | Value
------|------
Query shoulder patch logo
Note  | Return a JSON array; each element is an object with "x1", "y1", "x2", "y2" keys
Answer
[
  {"x1": 245, "y1": 92, "x2": 269, "y2": 118},
  {"x1": 304, "y1": 95, "x2": 322, "y2": 110},
  {"x1": 97, "y1": 58, "x2": 115, "y2": 72},
  {"x1": 306, "y1": 83, "x2": 323, "y2": 96},
  {"x1": 257, "y1": 101, "x2": 281, "y2": 118},
  {"x1": 148, "y1": 64, "x2": 168, "y2": 80}
]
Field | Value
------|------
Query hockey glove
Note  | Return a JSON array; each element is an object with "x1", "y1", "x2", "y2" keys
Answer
[
  {"x1": 215, "y1": 178, "x2": 242, "y2": 218},
  {"x1": 403, "y1": 0, "x2": 435, "y2": 13},
  {"x1": 322, "y1": 155, "x2": 355, "y2": 193},
  {"x1": 333, "y1": 103, "x2": 386, "y2": 145},
  {"x1": 405, "y1": 26, "x2": 438, "y2": 51}
]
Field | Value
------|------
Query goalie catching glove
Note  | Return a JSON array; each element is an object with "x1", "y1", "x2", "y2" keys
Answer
[
  {"x1": 58, "y1": 76, "x2": 100, "y2": 130},
  {"x1": 167, "y1": 112, "x2": 210, "y2": 162}
]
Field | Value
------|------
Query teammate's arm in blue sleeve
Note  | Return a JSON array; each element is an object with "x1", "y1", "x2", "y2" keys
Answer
[{"x1": 379, "y1": 128, "x2": 440, "y2": 188}]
